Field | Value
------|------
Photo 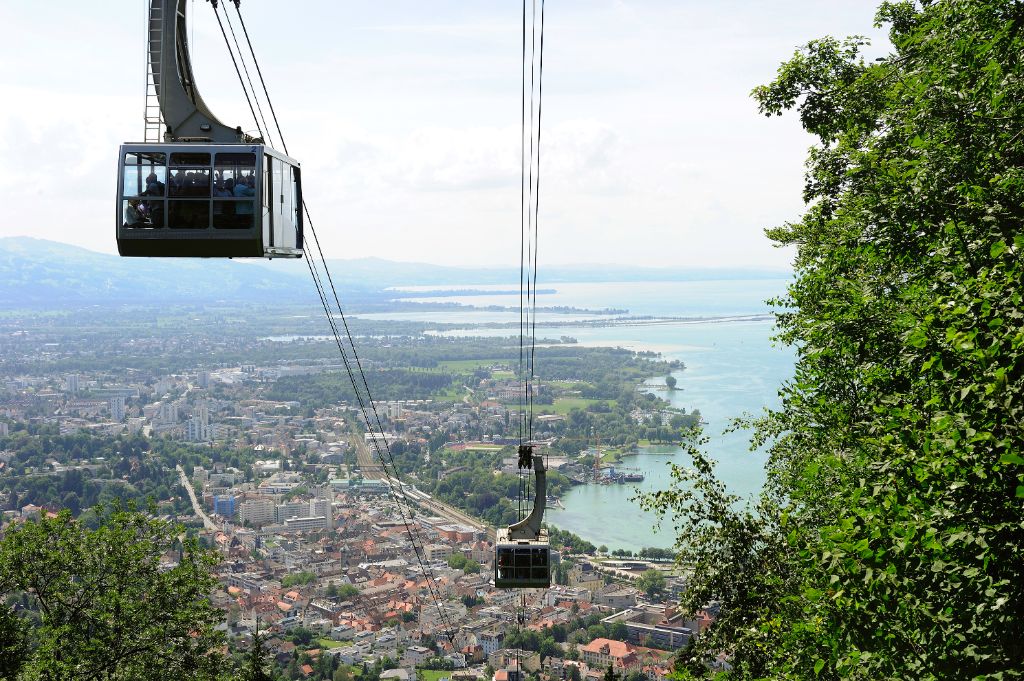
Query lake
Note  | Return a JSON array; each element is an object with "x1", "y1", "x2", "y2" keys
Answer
[{"x1": 357, "y1": 279, "x2": 795, "y2": 552}]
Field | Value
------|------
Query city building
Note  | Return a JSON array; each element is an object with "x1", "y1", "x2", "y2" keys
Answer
[
  {"x1": 600, "y1": 607, "x2": 693, "y2": 650},
  {"x1": 579, "y1": 639, "x2": 641, "y2": 672},
  {"x1": 109, "y1": 395, "x2": 126, "y2": 422},
  {"x1": 479, "y1": 630, "x2": 505, "y2": 656},
  {"x1": 187, "y1": 403, "x2": 211, "y2": 442},
  {"x1": 238, "y1": 498, "x2": 275, "y2": 527},
  {"x1": 213, "y1": 495, "x2": 237, "y2": 518},
  {"x1": 276, "y1": 501, "x2": 308, "y2": 523},
  {"x1": 283, "y1": 516, "x2": 328, "y2": 532}
]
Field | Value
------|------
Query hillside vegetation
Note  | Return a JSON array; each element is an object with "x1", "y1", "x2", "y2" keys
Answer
[{"x1": 644, "y1": 1, "x2": 1024, "y2": 678}]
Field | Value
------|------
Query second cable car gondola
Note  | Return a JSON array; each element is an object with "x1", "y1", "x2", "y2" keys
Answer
[
  {"x1": 117, "y1": 0, "x2": 302, "y2": 259},
  {"x1": 494, "y1": 448, "x2": 551, "y2": 589}
]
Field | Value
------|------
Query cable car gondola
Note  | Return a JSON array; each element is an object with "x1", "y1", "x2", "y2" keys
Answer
[
  {"x1": 117, "y1": 0, "x2": 302, "y2": 258},
  {"x1": 495, "y1": 447, "x2": 551, "y2": 589}
]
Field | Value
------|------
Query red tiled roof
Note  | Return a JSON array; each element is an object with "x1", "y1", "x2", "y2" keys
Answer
[{"x1": 581, "y1": 638, "x2": 635, "y2": 659}]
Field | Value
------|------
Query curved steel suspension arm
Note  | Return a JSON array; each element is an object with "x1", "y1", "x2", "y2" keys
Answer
[
  {"x1": 150, "y1": 0, "x2": 247, "y2": 142},
  {"x1": 507, "y1": 454, "x2": 546, "y2": 540}
]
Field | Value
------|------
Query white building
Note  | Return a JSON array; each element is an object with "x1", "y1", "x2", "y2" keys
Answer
[
  {"x1": 186, "y1": 403, "x2": 211, "y2": 442},
  {"x1": 64, "y1": 374, "x2": 80, "y2": 393},
  {"x1": 154, "y1": 401, "x2": 179, "y2": 425},
  {"x1": 238, "y1": 498, "x2": 275, "y2": 527},
  {"x1": 311, "y1": 498, "x2": 334, "y2": 529},
  {"x1": 109, "y1": 395, "x2": 126, "y2": 422},
  {"x1": 283, "y1": 516, "x2": 328, "y2": 532},
  {"x1": 276, "y1": 501, "x2": 308, "y2": 523}
]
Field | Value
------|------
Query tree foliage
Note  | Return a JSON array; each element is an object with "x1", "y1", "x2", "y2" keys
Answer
[
  {"x1": 644, "y1": 1, "x2": 1024, "y2": 678},
  {"x1": 0, "y1": 506, "x2": 226, "y2": 680},
  {"x1": 636, "y1": 569, "x2": 667, "y2": 600}
]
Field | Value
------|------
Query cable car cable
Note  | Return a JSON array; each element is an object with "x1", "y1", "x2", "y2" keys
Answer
[
  {"x1": 302, "y1": 224, "x2": 460, "y2": 649},
  {"x1": 517, "y1": 0, "x2": 528, "y2": 525},
  {"x1": 208, "y1": 1, "x2": 264, "y2": 140},
  {"x1": 220, "y1": 2, "x2": 274, "y2": 147},
  {"x1": 233, "y1": 3, "x2": 289, "y2": 155},
  {"x1": 529, "y1": 0, "x2": 545, "y2": 458},
  {"x1": 227, "y1": 3, "x2": 460, "y2": 646}
]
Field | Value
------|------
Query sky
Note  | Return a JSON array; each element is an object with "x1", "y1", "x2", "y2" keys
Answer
[{"x1": 0, "y1": 1, "x2": 890, "y2": 270}]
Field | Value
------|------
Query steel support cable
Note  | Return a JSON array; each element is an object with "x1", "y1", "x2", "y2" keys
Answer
[
  {"x1": 528, "y1": 0, "x2": 545, "y2": 452},
  {"x1": 519, "y1": 0, "x2": 545, "y2": 506},
  {"x1": 234, "y1": 3, "x2": 290, "y2": 153},
  {"x1": 302, "y1": 245, "x2": 459, "y2": 649},
  {"x1": 518, "y1": 0, "x2": 527, "y2": 449},
  {"x1": 220, "y1": 3, "x2": 274, "y2": 147},
  {"x1": 209, "y1": 2, "x2": 263, "y2": 140},
  {"x1": 301, "y1": 207, "x2": 459, "y2": 647},
  {"x1": 516, "y1": 0, "x2": 530, "y2": 523},
  {"x1": 231, "y1": 4, "x2": 465, "y2": 647},
  {"x1": 523, "y1": 0, "x2": 540, "y2": 446}
]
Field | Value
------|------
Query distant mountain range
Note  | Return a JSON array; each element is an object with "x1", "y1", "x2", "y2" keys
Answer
[{"x1": 0, "y1": 237, "x2": 791, "y2": 308}]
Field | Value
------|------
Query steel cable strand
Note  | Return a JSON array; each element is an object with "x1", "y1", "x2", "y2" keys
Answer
[
  {"x1": 209, "y1": 1, "x2": 263, "y2": 139},
  {"x1": 221, "y1": 4, "x2": 274, "y2": 147},
  {"x1": 303, "y1": 219, "x2": 460, "y2": 649},
  {"x1": 233, "y1": 3, "x2": 289, "y2": 154}
]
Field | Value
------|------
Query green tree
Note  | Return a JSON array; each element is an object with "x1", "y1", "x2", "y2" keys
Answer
[
  {"x1": 0, "y1": 507, "x2": 225, "y2": 680},
  {"x1": 635, "y1": 570, "x2": 665, "y2": 600},
  {"x1": 240, "y1": 626, "x2": 274, "y2": 681},
  {"x1": 334, "y1": 583, "x2": 360, "y2": 600},
  {"x1": 664, "y1": 375, "x2": 677, "y2": 391},
  {"x1": 644, "y1": 1, "x2": 1024, "y2": 678}
]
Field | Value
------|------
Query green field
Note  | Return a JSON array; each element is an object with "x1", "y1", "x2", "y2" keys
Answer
[
  {"x1": 538, "y1": 397, "x2": 616, "y2": 415},
  {"x1": 418, "y1": 671, "x2": 453, "y2": 681},
  {"x1": 436, "y1": 359, "x2": 507, "y2": 371},
  {"x1": 318, "y1": 638, "x2": 346, "y2": 649},
  {"x1": 431, "y1": 385, "x2": 467, "y2": 401}
]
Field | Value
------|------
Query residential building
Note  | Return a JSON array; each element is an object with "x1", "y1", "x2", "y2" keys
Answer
[
  {"x1": 276, "y1": 501, "x2": 308, "y2": 523},
  {"x1": 109, "y1": 395, "x2": 126, "y2": 422},
  {"x1": 479, "y1": 630, "x2": 505, "y2": 656},
  {"x1": 187, "y1": 403, "x2": 211, "y2": 442},
  {"x1": 213, "y1": 495, "x2": 237, "y2": 518},
  {"x1": 425, "y1": 543, "x2": 453, "y2": 562},
  {"x1": 283, "y1": 516, "x2": 328, "y2": 532},
  {"x1": 579, "y1": 639, "x2": 641, "y2": 672},
  {"x1": 238, "y1": 498, "x2": 275, "y2": 527},
  {"x1": 311, "y1": 498, "x2": 333, "y2": 529}
]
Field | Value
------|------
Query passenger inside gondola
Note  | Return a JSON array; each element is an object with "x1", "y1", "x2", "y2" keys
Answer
[
  {"x1": 124, "y1": 199, "x2": 143, "y2": 227},
  {"x1": 143, "y1": 172, "x2": 165, "y2": 196}
]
